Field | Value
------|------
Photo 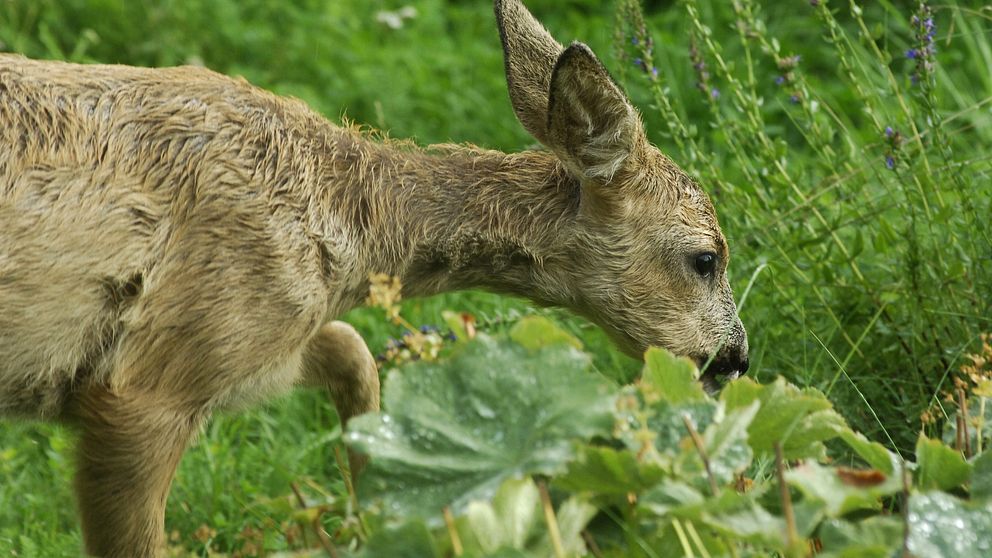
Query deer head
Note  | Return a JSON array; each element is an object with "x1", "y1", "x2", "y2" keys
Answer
[{"x1": 495, "y1": 0, "x2": 748, "y2": 388}]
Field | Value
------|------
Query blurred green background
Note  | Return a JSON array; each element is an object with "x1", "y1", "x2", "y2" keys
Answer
[{"x1": 1, "y1": 0, "x2": 990, "y2": 555}]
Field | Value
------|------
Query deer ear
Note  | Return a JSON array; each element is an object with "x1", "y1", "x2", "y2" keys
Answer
[
  {"x1": 495, "y1": 0, "x2": 563, "y2": 145},
  {"x1": 547, "y1": 42, "x2": 641, "y2": 181}
]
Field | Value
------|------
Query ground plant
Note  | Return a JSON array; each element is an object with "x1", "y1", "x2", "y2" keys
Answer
[{"x1": 0, "y1": 0, "x2": 990, "y2": 556}]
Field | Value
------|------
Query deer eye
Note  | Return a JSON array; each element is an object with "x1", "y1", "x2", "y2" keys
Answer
[{"x1": 694, "y1": 252, "x2": 717, "y2": 277}]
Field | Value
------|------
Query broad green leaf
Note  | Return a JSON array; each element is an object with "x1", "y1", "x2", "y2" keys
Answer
[
  {"x1": 534, "y1": 496, "x2": 597, "y2": 557},
  {"x1": 460, "y1": 477, "x2": 540, "y2": 554},
  {"x1": 838, "y1": 429, "x2": 898, "y2": 474},
  {"x1": 722, "y1": 377, "x2": 847, "y2": 460},
  {"x1": 457, "y1": 477, "x2": 595, "y2": 558},
  {"x1": 508, "y1": 315, "x2": 582, "y2": 351},
  {"x1": 916, "y1": 435, "x2": 971, "y2": 491},
  {"x1": 616, "y1": 383, "x2": 718, "y2": 464},
  {"x1": 785, "y1": 461, "x2": 902, "y2": 517},
  {"x1": 357, "y1": 519, "x2": 440, "y2": 558},
  {"x1": 641, "y1": 347, "x2": 706, "y2": 404},
  {"x1": 816, "y1": 517, "x2": 904, "y2": 558},
  {"x1": 971, "y1": 449, "x2": 992, "y2": 500},
  {"x1": 556, "y1": 445, "x2": 666, "y2": 495},
  {"x1": 348, "y1": 334, "x2": 616, "y2": 519},
  {"x1": 907, "y1": 491, "x2": 992, "y2": 558}
]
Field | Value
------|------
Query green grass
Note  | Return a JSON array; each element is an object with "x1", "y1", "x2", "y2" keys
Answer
[{"x1": 1, "y1": 0, "x2": 990, "y2": 555}]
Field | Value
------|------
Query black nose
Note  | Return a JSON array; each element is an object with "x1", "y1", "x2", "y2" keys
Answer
[{"x1": 706, "y1": 351, "x2": 749, "y2": 379}]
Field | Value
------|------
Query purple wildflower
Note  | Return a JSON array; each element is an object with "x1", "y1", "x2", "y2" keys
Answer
[
  {"x1": 885, "y1": 155, "x2": 895, "y2": 169},
  {"x1": 689, "y1": 38, "x2": 718, "y2": 101},
  {"x1": 885, "y1": 126, "x2": 894, "y2": 138},
  {"x1": 775, "y1": 75, "x2": 786, "y2": 86},
  {"x1": 908, "y1": 3, "x2": 936, "y2": 85}
]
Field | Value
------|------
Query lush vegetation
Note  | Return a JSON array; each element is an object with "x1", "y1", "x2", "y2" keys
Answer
[{"x1": 0, "y1": 0, "x2": 990, "y2": 556}]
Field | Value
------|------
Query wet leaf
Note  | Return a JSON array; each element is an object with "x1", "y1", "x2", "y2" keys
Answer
[
  {"x1": 907, "y1": 491, "x2": 992, "y2": 558},
  {"x1": 347, "y1": 333, "x2": 616, "y2": 520}
]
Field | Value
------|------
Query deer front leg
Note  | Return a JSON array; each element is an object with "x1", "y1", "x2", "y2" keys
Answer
[
  {"x1": 301, "y1": 321, "x2": 380, "y2": 474},
  {"x1": 69, "y1": 386, "x2": 204, "y2": 557}
]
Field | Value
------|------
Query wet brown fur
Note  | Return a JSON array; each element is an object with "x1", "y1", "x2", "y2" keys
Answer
[{"x1": 0, "y1": 1, "x2": 746, "y2": 555}]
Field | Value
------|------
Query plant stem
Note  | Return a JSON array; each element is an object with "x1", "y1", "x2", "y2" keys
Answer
[
  {"x1": 539, "y1": 481, "x2": 567, "y2": 558},
  {"x1": 682, "y1": 414, "x2": 720, "y2": 496}
]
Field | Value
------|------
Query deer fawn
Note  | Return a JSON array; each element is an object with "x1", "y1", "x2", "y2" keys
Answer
[{"x1": 0, "y1": 0, "x2": 747, "y2": 555}]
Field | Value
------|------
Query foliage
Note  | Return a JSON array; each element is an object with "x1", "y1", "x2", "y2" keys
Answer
[
  {"x1": 613, "y1": 0, "x2": 992, "y2": 453},
  {"x1": 343, "y1": 318, "x2": 992, "y2": 557},
  {"x1": 0, "y1": 0, "x2": 990, "y2": 555}
]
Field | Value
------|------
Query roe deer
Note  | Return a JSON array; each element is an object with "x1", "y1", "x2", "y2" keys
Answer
[{"x1": 0, "y1": 0, "x2": 747, "y2": 555}]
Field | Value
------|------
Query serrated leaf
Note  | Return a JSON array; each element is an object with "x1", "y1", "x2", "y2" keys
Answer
[
  {"x1": 786, "y1": 461, "x2": 902, "y2": 517},
  {"x1": 641, "y1": 347, "x2": 706, "y2": 404},
  {"x1": 556, "y1": 445, "x2": 666, "y2": 495},
  {"x1": 971, "y1": 449, "x2": 992, "y2": 500},
  {"x1": 347, "y1": 334, "x2": 616, "y2": 520},
  {"x1": 679, "y1": 401, "x2": 760, "y2": 487},
  {"x1": 508, "y1": 315, "x2": 582, "y2": 351},
  {"x1": 916, "y1": 435, "x2": 971, "y2": 491},
  {"x1": 907, "y1": 491, "x2": 992, "y2": 557},
  {"x1": 722, "y1": 377, "x2": 846, "y2": 460},
  {"x1": 838, "y1": 429, "x2": 898, "y2": 474}
]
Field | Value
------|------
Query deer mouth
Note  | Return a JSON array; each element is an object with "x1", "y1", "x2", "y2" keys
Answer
[
  {"x1": 696, "y1": 353, "x2": 748, "y2": 394},
  {"x1": 699, "y1": 367, "x2": 743, "y2": 394}
]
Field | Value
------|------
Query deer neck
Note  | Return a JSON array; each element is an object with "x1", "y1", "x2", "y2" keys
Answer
[{"x1": 319, "y1": 130, "x2": 581, "y2": 309}]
